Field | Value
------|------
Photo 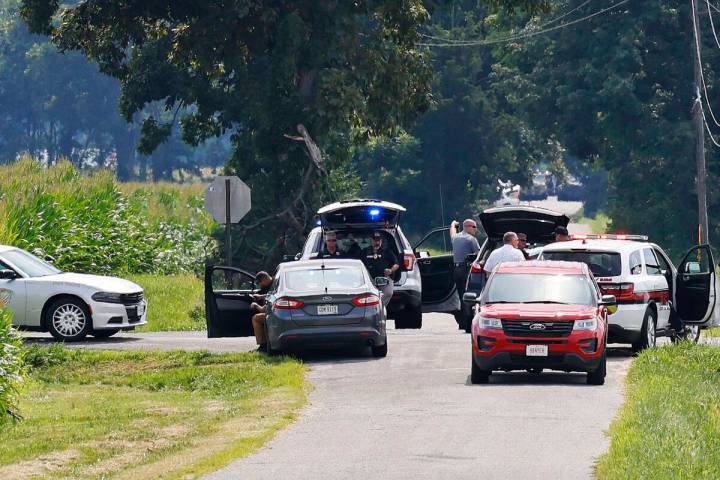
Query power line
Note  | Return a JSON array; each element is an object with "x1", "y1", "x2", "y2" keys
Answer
[
  {"x1": 420, "y1": 0, "x2": 594, "y2": 44},
  {"x1": 691, "y1": 0, "x2": 720, "y2": 127},
  {"x1": 418, "y1": 0, "x2": 630, "y2": 48},
  {"x1": 706, "y1": 0, "x2": 720, "y2": 49}
]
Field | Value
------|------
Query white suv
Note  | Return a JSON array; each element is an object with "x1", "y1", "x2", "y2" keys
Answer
[{"x1": 541, "y1": 235, "x2": 717, "y2": 350}]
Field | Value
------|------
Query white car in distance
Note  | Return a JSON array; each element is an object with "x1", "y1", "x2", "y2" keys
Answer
[{"x1": 0, "y1": 245, "x2": 147, "y2": 341}]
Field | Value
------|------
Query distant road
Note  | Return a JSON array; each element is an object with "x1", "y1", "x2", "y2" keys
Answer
[{"x1": 528, "y1": 196, "x2": 590, "y2": 234}]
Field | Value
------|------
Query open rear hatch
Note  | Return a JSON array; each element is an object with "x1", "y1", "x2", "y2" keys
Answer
[
  {"x1": 318, "y1": 199, "x2": 406, "y2": 231},
  {"x1": 480, "y1": 206, "x2": 569, "y2": 241}
]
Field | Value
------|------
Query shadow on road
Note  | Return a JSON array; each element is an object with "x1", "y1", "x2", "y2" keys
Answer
[
  {"x1": 21, "y1": 335, "x2": 141, "y2": 346},
  {"x1": 284, "y1": 346, "x2": 382, "y2": 365},
  {"x1": 465, "y1": 346, "x2": 635, "y2": 386}
]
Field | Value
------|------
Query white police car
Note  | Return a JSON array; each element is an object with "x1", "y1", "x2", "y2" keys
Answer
[{"x1": 541, "y1": 235, "x2": 717, "y2": 350}]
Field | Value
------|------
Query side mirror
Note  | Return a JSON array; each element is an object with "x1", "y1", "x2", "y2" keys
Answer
[
  {"x1": 374, "y1": 277, "x2": 389, "y2": 287},
  {"x1": 600, "y1": 294, "x2": 617, "y2": 314},
  {"x1": 417, "y1": 251, "x2": 430, "y2": 259},
  {"x1": 685, "y1": 262, "x2": 701, "y2": 274},
  {"x1": 463, "y1": 292, "x2": 479, "y2": 303},
  {"x1": 660, "y1": 269, "x2": 667, "y2": 276},
  {"x1": 0, "y1": 269, "x2": 18, "y2": 280}
]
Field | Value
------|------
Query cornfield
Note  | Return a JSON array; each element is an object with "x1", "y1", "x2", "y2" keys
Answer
[{"x1": 0, "y1": 158, "x2": 217, "y2": 275}]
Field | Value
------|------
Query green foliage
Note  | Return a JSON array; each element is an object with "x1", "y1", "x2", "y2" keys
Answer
[
  {"x1": 596, "y1": 342, "x2": 720, "y2": 478},
  {"x1": 128, "y1": 274, "x2": 205, "y2": 331},
  {"x1": 0, "y1": 158, "x2": 217, "y2": 275},
  {"x1": 0, "y1": 307, "x2": 23, "y2": 426}
]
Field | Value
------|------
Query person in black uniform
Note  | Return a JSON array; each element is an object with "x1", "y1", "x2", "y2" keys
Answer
[
  {"x1": 361, "y1": 231, "x2": 400, "y2": 306},
  {"x1": 317, "y1": 231, "x2": 345, "y2": 259},
  {"x1": 250, "y1": 271, "x2": 273, "y2": 352}
]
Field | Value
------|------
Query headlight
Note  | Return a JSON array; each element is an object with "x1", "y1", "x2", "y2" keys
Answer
[
  {"x1": 91, "y1": 292, "x2": 124, "y2": 303},
  {"x1": 478, "y1": 316, "x2": 502, "y2": 329},
  {"x1": 573, "y1": 318, "x2": 597, "y2": 331}
]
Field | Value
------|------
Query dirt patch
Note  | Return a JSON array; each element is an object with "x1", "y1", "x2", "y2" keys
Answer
[{"x1": 0, "y1": 448, "x2": 82, "y2": 480}]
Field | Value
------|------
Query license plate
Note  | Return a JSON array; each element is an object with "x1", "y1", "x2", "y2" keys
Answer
[
  {"x1": 317, "y1": 305, "x2": 338, "y2": 315},
  {"x1": 526, "y1": 344, "x2": 548, "y2": 357},
  {"x1": 137, "y1": 303, "x2": 146, "y2": 316}
]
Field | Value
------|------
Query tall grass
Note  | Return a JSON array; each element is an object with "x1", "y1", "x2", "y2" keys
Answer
[
  {"x1": 0, "y1": 158, "x2": 217, "y2": 275},
  {"x1": 0, "y1": 305, "x2": 22, "y2": 426}
]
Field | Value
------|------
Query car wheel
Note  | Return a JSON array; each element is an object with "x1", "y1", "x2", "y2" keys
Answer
[
  {"x1": 372, "y1": 338, "x2": 388, "y2": 358},
  {"x1": 91, "y1": 329, "x2": 119, "y2": 339},
  {"x1": 470, "y1": 353, "x2": 490, "y2": 384},
  {"x1": 396, "y1": 306, "x2": 422, "y2": 329},
  {"x1": 632, "y1": 308, "x2": 657, "y2": 352},
  {"x1": 46, "y1": 297, "x2": 92, "y2": 342},
  {"x1": 587, "y1": 349, "x2": 607, "y2": 385}
]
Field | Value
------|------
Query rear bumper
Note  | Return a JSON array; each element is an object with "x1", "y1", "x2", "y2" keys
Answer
[
  {"x1": 387, "y1": 289, "x2": 422, "y2": 316},
  {"x1": 274, "y1": 326, "x2": 386, "y2": 350}
]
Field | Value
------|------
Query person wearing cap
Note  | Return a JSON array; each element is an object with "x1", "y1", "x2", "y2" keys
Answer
[
  {"x1": 554, "y1": 226, "x2": 570, "y2": 242},
  {"x1": 317, "y1": 231, "x2": 345, "y2": 259},
  {"x1": 450, "y1": 219, "x2": 481, "y2": 325},
  {"x1": 361, "y1": 231, "x2": 399, "y2": 306},
  {"x1": 517, "y1": 232, "x2": 531, "y2": 260}
]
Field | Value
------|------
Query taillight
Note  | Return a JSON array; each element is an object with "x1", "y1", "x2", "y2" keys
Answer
[
  {"x1": 273, "y1": 297, "x2": 305, "y2": 309},
  {"x1": 352, "y1": 294, "x2": 381, "y2": 307},
  {"x1": 600, "y1": 283, "x2": 634, "y2": 300},
  {"x1": 403, "y1": 252, "x2": 415, "y2": 271},
  {"x1": 470, "y1": 262, "x2": 483, "y2": 273}
]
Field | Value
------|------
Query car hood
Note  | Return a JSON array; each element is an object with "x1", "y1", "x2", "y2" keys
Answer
[
  {"x1": 480, "y1": 206, "x2": 569, "y2": 241},
  {"x1": 40, "y1": 273, "x2": 142, "y2": 293},
  {"x1": 480, "y1": 303, "x2": 596, "y2": 320}
]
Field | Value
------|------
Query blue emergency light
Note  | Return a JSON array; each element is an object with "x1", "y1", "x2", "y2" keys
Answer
[{"x1": 369, "y1": 208, "x2": 381, "y2": 217}]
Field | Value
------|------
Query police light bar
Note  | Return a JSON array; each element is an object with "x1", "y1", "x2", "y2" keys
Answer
[{"x1": 571, "y1": 234, "x2": 648, "y2": 242}]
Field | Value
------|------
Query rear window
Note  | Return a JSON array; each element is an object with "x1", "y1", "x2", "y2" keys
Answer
[
  {"x1": 285, "y1": 267, "x2": 365, "y2": 291},
  {"x1": 484, "y1": 273, "x2": 596, "y2": 306},
  {"x1": 316, "y1": 231, "x2": 399, "y2": 259},
  {"x1": 542, "y1": 251, "x2": 621, "y2": 277}
]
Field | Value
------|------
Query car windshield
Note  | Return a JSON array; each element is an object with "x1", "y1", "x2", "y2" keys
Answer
[
  {"x1": 2, "y1": 249, "x2": 61, "y2": 277},
  {"x1": 285, "y1": 267, "x2": 365, "y2": 291},
  {"x1": 542, "y1": 251, "x2": 621, "y2": 277},
  {"x1": 484, "y1": 273, "x2": 596, "y2": 306}
]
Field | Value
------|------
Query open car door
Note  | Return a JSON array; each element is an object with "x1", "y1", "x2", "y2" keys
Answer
[
  {"x1": 414, "y1": 227, "x2": 459, "y2": 310},
  {"x1": 676, "y1": 245, "x2": 717, "y2": 326},
  {"x1": 205, "y1": 265, "x2": 257, "y2": 337}
]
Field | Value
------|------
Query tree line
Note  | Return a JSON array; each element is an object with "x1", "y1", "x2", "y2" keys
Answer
[{"x1": 3, "y1": 0, "x2": 718, "y2": 267}]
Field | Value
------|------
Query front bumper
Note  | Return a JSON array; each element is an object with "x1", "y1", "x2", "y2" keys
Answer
[
  {"x1": 90, "y1": 300, "x2": 148, "y2": 330},
  {"x1": 471, "y1": 327, "x2": 605, "y2": 373}
]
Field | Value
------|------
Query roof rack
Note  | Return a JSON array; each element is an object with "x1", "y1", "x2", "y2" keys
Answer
[{"x1": 571, "y1": 234, "x2": 649, "y2": 242}]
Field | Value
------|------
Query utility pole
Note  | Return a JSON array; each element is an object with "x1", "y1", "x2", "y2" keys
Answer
[{"x1": 692, "y1": 0, "x2": 710, "y2": 245}]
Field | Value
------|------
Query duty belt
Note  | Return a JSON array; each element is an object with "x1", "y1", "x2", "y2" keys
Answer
[{"x1": 453, "y1": 262, "x2": 467, "y2": 267}]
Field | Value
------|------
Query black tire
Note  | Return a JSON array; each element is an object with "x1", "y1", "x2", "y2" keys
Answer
[
  {"x1": 396, "y1": 306, "x2": 422, "y2": 329},
  {"x1": 264, "y1": 323, "x2": 280, "y2": 356},
  {"x1": 471, "y1": 354, "x2": 491, "y2": 384},
  {"x1": 587, "y1": 349, "x2": 607, "y2": 385},
  {"x1": 46, "y1": 297, "x2": 92, "y2": 342},
  {"x1": 91, "y1": 329, "x2": 119, "y2": 339},
  {"x1": 372, "y1": 338, "x2": 388, "y2": 358},
  {"x1": 632, "y1": 308, "x2": 657, "y2": 352}
]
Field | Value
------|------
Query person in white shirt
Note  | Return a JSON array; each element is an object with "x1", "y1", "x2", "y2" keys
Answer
[{"x1": 483, "y1": 231, "x2": 526, "y2": 276}]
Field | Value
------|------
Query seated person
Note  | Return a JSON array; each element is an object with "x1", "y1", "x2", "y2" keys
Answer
[
  {"x1": 317, "y1": 231, "x2": 345, "y2": 259},
  {"x1": 250, "y1": 271, "x2": 273, "y2": 352}
]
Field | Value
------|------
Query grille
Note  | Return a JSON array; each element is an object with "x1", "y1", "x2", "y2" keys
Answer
[
  {"x1": 120, "y1": 292, "x2": 144, "y2": 306},
  {"x1": 502, "y1": 320, "x2": 573, "y2": 338}
]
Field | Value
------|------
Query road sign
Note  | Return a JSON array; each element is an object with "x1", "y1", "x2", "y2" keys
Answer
[{"x1": 204, "y1": 176, "x2": 251, "y2": 224}]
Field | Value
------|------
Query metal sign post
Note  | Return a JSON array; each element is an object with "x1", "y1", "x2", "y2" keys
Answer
[{"x1": 204, "y1": 176, "x2": 252, "y2": 267}]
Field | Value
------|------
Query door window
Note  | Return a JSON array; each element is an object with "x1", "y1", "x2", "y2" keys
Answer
[
  {"x1": 643, "y1": 249, "x2": 662, "y2": 276},
  {"x1": 683, "y1": 248, "x2": 711, "y2": 274},
  {"x1": 211, "y1": 269, "x2": 255, "y2": 292},
  {"x1": 653, "y1": 249, "x2": 671, "y2": 275},
  {"x1": 629, "y1": 251, "x2": 642, "y2": 275},
  {"x1": 414, "y1": 229, "x2": 453, "y2": 257}
]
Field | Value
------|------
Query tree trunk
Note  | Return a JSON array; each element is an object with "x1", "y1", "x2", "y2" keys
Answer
[{"x1": 115, "y1": 129, "x2": 135, "y2": 181}]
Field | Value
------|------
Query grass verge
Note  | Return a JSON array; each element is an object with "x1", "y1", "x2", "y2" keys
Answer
[
  {"x1": 128, "y1": 274, "x2": 205, "y2": 331},
  {"x1": 0, "y1": 346, "x2": 307, "y2": 479},
  {"x1": 596, "y1": 342, "x2": 720, "y2": 479}
]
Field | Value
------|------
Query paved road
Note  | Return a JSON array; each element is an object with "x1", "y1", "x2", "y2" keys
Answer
[{"x1": 26, "y1": 314, "x2": 633, "y2": 480}]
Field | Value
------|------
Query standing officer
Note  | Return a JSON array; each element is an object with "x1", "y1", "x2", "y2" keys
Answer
[
  {"x1": 361, "y1": 231, "x2": 399, "y2": 306},
  {"x1": 517, "y1": 232, "x2": 530, "y2": 260},
  {"x1": 317, "y1": 231, "x2": 345, "y2": 259},
  {"x1": 450, "y1": 219, "x2": 481, "y2": 326},
  {"x1": 554, "y1": 226, "x2": 570, "y2": 242}
]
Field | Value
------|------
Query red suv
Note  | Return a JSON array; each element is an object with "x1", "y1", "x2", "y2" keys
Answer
[{"x1": 465, "y1": 261, "x2": 614, "y2": 385}]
